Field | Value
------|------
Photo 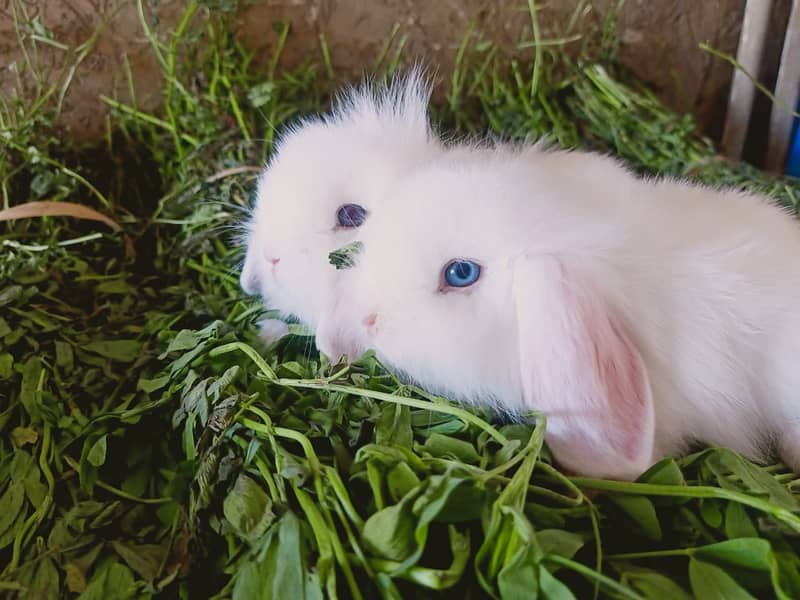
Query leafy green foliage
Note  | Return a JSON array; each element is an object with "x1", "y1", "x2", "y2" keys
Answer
[{"x1": 2, "y1": 1, "x2": 800, "y2": 598}]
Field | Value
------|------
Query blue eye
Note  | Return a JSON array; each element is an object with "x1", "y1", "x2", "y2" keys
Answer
[
  {"x1": 443, "y1": 259, "x2": 481, "y2": 288},
  {"x1": 336, "y1": 204, "x2": 368, "y2": 228}
]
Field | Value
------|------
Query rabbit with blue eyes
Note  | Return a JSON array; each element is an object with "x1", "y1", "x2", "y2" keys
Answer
[
  {"x1": 316, "y1": 141, "x2": 800, "y2": 481},
  {"x1": 239, "y1": 69, "x2": 441, "y2": 342}
]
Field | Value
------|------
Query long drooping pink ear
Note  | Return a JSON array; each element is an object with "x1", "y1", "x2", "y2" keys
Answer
[{"x1": 512, "y1": 255, "x2": 655, "y2": 480}]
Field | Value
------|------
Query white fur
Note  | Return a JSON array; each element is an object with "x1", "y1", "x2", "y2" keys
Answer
[
  {"x1": 316, "y1": 142, "x2": 800, "y2": 480},
  {"x1": 239, "y1": 68, "x2": 440, "y2": 337}
]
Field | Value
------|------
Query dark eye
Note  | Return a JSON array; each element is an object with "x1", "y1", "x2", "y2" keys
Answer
[
  {"x1": 336, "y1": 204, "x2": 368, "y2": 228},
  {"x1": 443, "y1": 259, "x2": 481, "y2": 288}
]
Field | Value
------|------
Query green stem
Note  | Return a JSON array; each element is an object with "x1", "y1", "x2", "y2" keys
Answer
[
  {"x1": 544, "y1": 554, "x2": 643, "y2": 600},
  {"x1": 5, "y1": 139, "x2": 111, "y2": 208},
  {"x1": 278, "y1": 379, "x2": 510, "y2": 446},
  {"x1": 100, "y1": 96, "x2": 200, "y2": 147},
  {"x1": 232, "y1": 435, "x2": 282, "y2": 502},
  {"x1": 209, "y1": 341, "x2": 509, "y2": 445},
  {"x1": 62, "y1": 456, "x2": 171, "y2": 504},
  {"x1": 527, "y1": 0, "x2": 543, "y2": 98},
  {"x1": 209, "y1": 342, "x2": 276, "y2": 378},
  {"x1": 606, "y1": 548, "x2": 690, "y2": 561},
  {"x1": 273, "y1": 426, "x2": 323, "y2": 474},
  {"x1": 699, "y1": 43, "x2": 800, "y2": 119},
  {"x1": 571, "y1": 477, "x2": 800, "y2": 532}
]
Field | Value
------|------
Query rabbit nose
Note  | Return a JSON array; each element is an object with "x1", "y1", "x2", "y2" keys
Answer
[
  {"x1": 269, "y1": 257, "x2": 280, "y2": 267},
  {"x1": 363, "y1": 313, "x2": 378, "y2": 332}
]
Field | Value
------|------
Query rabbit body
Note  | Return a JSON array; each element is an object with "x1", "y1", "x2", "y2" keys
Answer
[{"x1": 316, "y1": 145, "x2": 800, "y2": 480}]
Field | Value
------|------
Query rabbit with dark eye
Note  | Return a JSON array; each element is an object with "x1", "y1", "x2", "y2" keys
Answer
[
  {"x1": 239, "y1": 69, "x2": 441, "y2": 342},
  {"x1": 316, "y1": 142, "x2": 800, "y2": 481}
]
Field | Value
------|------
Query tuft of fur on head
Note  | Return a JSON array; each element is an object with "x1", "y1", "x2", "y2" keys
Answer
[
  {"x1": 239, "y1": 67, "x2": 441, "y2": 335},
  {"x1": 325, "y1": 65, "x2": 435, "y2": 142}
]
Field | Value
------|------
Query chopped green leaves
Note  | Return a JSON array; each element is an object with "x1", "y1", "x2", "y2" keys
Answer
[
  {"x1": 2, "y1": 2, "x2": 800, "y2": 598},
  {"x1": 328, "y1": 241, "x2": 363, "y2": 270}
]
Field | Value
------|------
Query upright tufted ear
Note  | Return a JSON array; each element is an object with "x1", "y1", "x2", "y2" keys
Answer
[{"x1": 512, "y1": 255, "x2": 655, "y2": 480}]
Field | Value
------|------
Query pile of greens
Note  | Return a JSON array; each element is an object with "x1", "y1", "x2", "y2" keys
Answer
[{"x1": 2, "y1": 2, "x2": 800, "y2": 598}]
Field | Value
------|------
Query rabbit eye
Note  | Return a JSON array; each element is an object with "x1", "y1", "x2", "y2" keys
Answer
[
  {"x1": 443, "y1": 259, "x2": 481, "y2": 288},
  {"x1": 336, "y1": 204, "x2": 368, "y2": 228}
]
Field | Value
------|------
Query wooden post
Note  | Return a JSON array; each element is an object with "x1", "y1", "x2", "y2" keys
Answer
[
  {"x1": 720, "y1": 0, "x2": 773, "y2": 160},
  {"x1": 765, "y1": 0, "x2": 800, "y2": 173}
]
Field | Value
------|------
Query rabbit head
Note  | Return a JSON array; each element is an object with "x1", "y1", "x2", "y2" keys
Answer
[{"x1": 240, "y1": 69, "x2": 438, "y2": 332}]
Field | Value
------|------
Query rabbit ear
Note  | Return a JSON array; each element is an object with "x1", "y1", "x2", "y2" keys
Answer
[{"x1": 513, "y1": 256, "x2": 655, "y2": 480}]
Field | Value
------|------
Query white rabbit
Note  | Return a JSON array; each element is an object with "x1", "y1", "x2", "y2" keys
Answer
[
  {"x1": 239, "y1": 69, "x2": 440, "y2": 342},
  {"x1": 316, "y1": 142, "x2": 800, "y2": 481}
]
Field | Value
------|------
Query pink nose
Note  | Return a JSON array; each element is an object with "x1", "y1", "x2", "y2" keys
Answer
[
  {"x1": 363, "y1": 313, "x2": 378, "y2": 328},
  {"x1": 269, "y1": 257, "x2": 280, "y2": 266}
]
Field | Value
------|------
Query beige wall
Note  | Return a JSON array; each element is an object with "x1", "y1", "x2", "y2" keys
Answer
[{"x1": 0, "y1": 1, "x2": 789, "y2": 142}]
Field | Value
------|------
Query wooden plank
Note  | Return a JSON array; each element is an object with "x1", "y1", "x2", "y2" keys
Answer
[
  {"x1": 720, "y1": 0, "x2": 773, "y2": 160},
  {"x1": 766, "y1": 0, "x2": 800, "y2": 173}
]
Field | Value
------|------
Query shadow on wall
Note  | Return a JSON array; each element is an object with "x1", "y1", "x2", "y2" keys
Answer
[{"x1": 0, "y1": 0, "x2": 791, "y2": 145}]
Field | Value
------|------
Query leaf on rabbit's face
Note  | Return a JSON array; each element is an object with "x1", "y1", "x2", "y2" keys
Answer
[{"x1": 328, "y1": 241, "x2": 363, "y2": 270}]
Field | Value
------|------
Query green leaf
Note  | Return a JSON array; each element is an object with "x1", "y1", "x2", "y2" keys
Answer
[
  {"x1": 362, "y1": 491, "x2": 418, "y2": 562},
  {"x1": 376, "y1": 403, "x2": 413, "y2": 448},
  {"x1": 11, "y1": 449, "x2": 36, "y2": 480},
  {"x1": 691, "y1": 538, "x2": 772, "y2": 572},
  {"x1": 496, "y1": 508, "x2": 541, "y2": 599},
  {"x1": 0, "y1": 352, "x2": 12, "y2": 379},
  {"x1": 420, "y1": 433, "x2": 481, "y2": 464},
  {"x1": 770, "y1": 544, "x2": 800, "y2": 600},
  {"x1": 0, "y1": 316, "x2": 11, "y2": 337},
  {"x1": 273, "y1": 512, "x2": 321, "y2": 599},
  {"x1": 82, "y1": 339, "x2": 142, "y2": 363},
  {"x1": 0, "y1": 507, "x2": 26, "y2": 550},
  {"x1": 704, "y1": 449, "x2": 799, "y2": 510},
  {"x1": 622, "y1": 568, "x2": 692, "y2": 600},
  {"x1": 536, "y1": 530, "x2": 585, "y2": 561},
  {"x1": 20, "y1": 356, "x2": 43, "y2": 420},
  {"x1": 386, "y1": 462, "x2": 421, "y2": 503},
  {"x1": 608, "y1": 494, "x2": 661, "y2": 541},
  {"x1": 18, "y1": 555, "x2": 60, "y2": 600},
  {"x1": 0, "y1": 284, "x2": 23, "y2": 306},
  {"x1": 328, "y1": 241, "x2": 363, "y2": 270},
  {"x1": 428, "y1": 478, "x2": 487, "y2": 523},
  {"x1": 233, "y1": 513, "x2": 322, "y2": 600},
  {"x1": 87, "y1": 434, "x2": 108, "y2": 468},
  {"x1": 234, "y1": 559, "x2": 268, "y2": 600},
  {"x1": 539, "y1": 565, "x2": 577, "y2": 600},
  {"x1": 23, "y1": 462, "x2": 47, "y2": 506},
  {"x1": 371, "y1": 526, "x2": 471, "y2": 591},
  {"x1": 0, "y1": 481, "x2": 26, "y2": 540},
  {"x1": 700, "y1": 498, "x2": 723, "y2": 528},
  {"x1": 111, "y1": 541, "x2": 167, "y2": 583},
  {"x1": 476, "y1": 423, "x2": 545, "y2": 594},
  {"x1": 55, "y1": 340, "x2": 74, "y2": 370},
  {"x1": 689, "y1": 558, "x2": 757, "y2": 600},
  {"x1": 223, "y1": 474, "x2": 275, "y2": 542},
  {"x1": 77, "y1": 562, "x2": 137, "y2": 600},
  {"x1": 724, "y1": 502, "x2": 758, "y2": 539},
  {"x1": 163, "y1": 329, "x2": 202, "y2": 354},
  {"x1": 497, "y1": 542, "x2": 539, "y2": 600},
  {"x1": 248, "y1": 82, "x2": 276, "y2": 108},
  {"x1": 136, "y1": 375, "x2": 170, "y2": 393}
]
